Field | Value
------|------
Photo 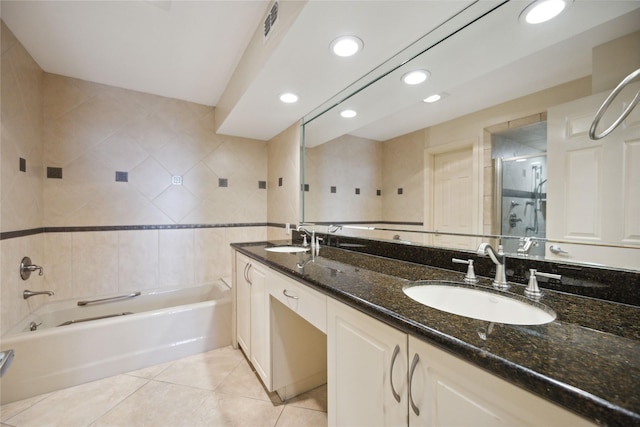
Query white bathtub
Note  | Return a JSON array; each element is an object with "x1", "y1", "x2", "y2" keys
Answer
[{"x1": 0, "y1": 280, "x2": 232, "y2": 404}]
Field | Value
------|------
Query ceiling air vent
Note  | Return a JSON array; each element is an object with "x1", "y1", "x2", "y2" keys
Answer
[{"x1": 263, "y1": 1, "x2": 278, "y2": 39}]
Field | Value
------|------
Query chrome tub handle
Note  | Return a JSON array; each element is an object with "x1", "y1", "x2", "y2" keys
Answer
[{"x1": 77, "y1": 291, "x2": 141, "y2": 306}]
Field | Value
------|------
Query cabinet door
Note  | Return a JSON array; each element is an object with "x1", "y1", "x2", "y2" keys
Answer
[
  {"x1": 327, "y1": 298, "x2": 407, "y2": 427},
  {"x1": 235, "y1": 252, "x2": 270, "y2": 389},
  {"x1": 408, "y1": 336, "x2": 594, "y2": 427},
  {"x1": 235, "y1": 253, "x2": 252, "y2": 355},
  {"x1": 249, "y1": 262, "x2": 269, "y2": 387}
]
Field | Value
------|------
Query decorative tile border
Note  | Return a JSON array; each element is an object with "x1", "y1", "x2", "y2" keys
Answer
[{"x1": 1, "y1": 223, "x2": 282, "y2": 240}]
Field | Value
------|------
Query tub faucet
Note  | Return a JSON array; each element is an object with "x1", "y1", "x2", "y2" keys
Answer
[
  {"x1": 477, "y1": 243, "x2": 508, "y2": 289},
  {"x1": 23, "y1": 290, "x2": 54, "y2": 300}
]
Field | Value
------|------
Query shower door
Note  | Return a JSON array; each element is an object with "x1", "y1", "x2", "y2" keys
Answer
[{"x1": 498, "y1": 154, "x2": 547, "y2": 257}]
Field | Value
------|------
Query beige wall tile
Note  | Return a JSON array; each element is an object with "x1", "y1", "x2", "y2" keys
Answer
[
  {"x1": 71, "y1": 232, "x2": 119, "y2": 298},
  {"x1": 118, "y1": 230, "x2": 159, "y2": 292},
  {"x1": 1, "y1": 21, "x2": 43, "y2": 233},
  {"x1": 268, "y1": 122, "x2": 300, "y2": 225},
  {"x1": 158, "y1": 228, "x2": 195, "y2": 288},
  {"x1": 43, "y1": 232, "x2": 73, "y2": 300},
  {"x1": 41, "y1": 75, "x2": 269, "y2": 228}
]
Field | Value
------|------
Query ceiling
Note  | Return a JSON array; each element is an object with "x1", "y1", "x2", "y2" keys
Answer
[
  {"x1": 1, "y1": 0, "x2": 483, "y2": 141},
  {"x1": 2, "y1": 1, "x2": 640, "y2": 143}
]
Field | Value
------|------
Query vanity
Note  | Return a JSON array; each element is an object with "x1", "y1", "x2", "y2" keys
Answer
[{"x1": 232, "y1": 239, "x2": 640, "y2": 427}]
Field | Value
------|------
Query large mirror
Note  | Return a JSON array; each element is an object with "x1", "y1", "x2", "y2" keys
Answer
[{"x1": 301, "y1": 1, "x2": 640, "y2": 271}]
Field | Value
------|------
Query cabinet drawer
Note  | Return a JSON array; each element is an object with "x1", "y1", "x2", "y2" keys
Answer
[{"x1": 269, "y1": 273, "x2": 327, "y2": 333}]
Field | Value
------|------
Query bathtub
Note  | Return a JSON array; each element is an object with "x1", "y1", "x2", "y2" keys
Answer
[{"x1": 0, "y1": 280, "x2": 232, "y2": 404}]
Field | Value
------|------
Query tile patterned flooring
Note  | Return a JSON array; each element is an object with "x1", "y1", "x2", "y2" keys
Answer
[{"x1": 0, "y1": 346, "x2": 327, "y2": 427}]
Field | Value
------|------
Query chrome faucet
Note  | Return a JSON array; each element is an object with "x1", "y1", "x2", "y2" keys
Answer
[
  {"x1": 517, "y1": 237, "x2": 538, "y2": 256},
  {"x1": 297, "y1": 225, "x2": 315, "y2": 247},
  {"x1": 477, "y1": 243, "x2": 508, "y2": 289},
  {"x1": 23, "y1": 290, "x2": 54, "y2": 299}
]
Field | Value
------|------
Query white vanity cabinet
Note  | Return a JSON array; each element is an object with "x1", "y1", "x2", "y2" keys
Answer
[
  {"x1": 408, "y1": 336, "x2": 594, "y2": 427},
  {"x1": 327, "y1": 298, "x2": 408, "y2": 427},
  {"x1": 235, "y1": 252, "x2": 270, "y2": 386},
  {"x1": 327, "y1": 298, "x2": 594, "y2": 427},
  {"x1": 235, "y1": 252, "x2": 598, "y2": 426},
  {"x1": 234, "y1": 251, "x2": 327, "y2": 397}
]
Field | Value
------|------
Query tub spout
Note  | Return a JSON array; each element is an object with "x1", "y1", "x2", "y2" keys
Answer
[{"x1": 23, "y1": 290, "x2": 54, "y2": 299}]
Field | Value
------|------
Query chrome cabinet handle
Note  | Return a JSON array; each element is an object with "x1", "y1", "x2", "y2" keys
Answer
[
  {"x1": 244, "y1": 263, "x2": 252, "y2": 284},
  {"x1": 408, "y1": 353, "x2": 420, "y2": 416},
  {"x1": 282, "y1": 289, "x2": 299, "y2": 299},
  {"x1": 390, "y1": 344, "x2": 401, "y2": 403}
]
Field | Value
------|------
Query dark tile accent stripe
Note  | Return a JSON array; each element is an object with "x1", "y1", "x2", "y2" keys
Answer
[
  {"x1": 115, "y1": 171, "x2": 128, "y2": 182},
  {"x1": 0, "y1": 228, "x2": 45, "y2": 240},
  {"x1": 19, "y1": 158, "x2": 26, "y2": 172},
  {"x1": 218, "y1": 178, "x2": 228, "y2": 187},
  {"x1": 258, "y1": 180, "x2": 267, "y2": 189},
  {"x1": 1, "y1": 223, "x2": 272, "y2": 240}
]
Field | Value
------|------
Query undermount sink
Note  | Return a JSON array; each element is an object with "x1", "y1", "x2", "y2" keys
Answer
[
  {"x1": 403, "y1": 281, "x2": 556, "y2": 325},
  {"x1": 265, "y1": 246, "x2": 310, "y2": 253}
]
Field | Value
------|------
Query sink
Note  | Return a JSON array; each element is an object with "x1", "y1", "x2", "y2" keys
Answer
[
  {"x1": 403, "y1": 281, "x2": 556, "y2": 325},
  {"x1": 265, "y1": 246, "x2": 310, "y2": 253}
]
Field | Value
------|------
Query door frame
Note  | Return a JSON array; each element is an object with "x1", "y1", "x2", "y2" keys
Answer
[{"x1": 424, "y1": 138, "x2": 482, "y2": 245}]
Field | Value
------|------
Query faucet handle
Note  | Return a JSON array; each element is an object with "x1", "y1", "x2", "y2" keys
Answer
[
  {"x1": 452, "y1": 258, "x2": 478, "y2": 284},
  {"x1": 525, "y1": 269, "x2": 562, "y2": 299}
]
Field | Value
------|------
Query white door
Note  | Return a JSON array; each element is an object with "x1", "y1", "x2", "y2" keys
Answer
[
  {"x1": 547, "y1": 82, "x2": 640, "y2": 268},
  {"x1": 327, "y1": 299, "x2": 407, "y2": 427},
  {"x1": 432, "y1": 147, "x2": 475, "y2": 249}
]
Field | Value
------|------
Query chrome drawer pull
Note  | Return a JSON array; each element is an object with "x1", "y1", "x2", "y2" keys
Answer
[
  {"x1": 409, "y1": 353, "x2": 420, "y2": 416},
  {"x1": 390, "y1": 344, "x2": 401, "y2": 403},
  {"x1": 283, "y1": 289, "x2": 299, "y2": 299}
]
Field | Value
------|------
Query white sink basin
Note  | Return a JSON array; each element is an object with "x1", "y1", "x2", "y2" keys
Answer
[
  {"x1": 265, "y1": 246, "x2": 310, "y2": 253},
  {"x1": 403, "y1": 282, "x2": 556, "y2": 325}
]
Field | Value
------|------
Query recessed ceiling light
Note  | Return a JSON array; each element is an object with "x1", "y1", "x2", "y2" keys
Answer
[
  {"x1": 340, "y1": 109, "x2": 357, "y2": 118},
  {"x1": 423, "y1": 94, "x2": 441, "y2": 103},
  {"x1": 402, "y1": 70, "x2": 430, "y2": 85},
  {"x1": 521, "y1": 0, "x2": 567, "y2": 24},
  {"x1": 279, "y1": 93, "x2": 299, "y2": 103},
  {"x1": 330, "y1": 36, "x2": 363, "y2": 57}
]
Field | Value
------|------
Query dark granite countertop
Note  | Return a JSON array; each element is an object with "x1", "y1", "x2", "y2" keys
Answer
[{"x1": 232, "y1": 240, "x2": 640, "y2": 427}]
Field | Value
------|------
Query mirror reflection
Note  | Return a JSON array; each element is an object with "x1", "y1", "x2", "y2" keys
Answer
[{"x1": 301, "y1": 1, "x2": 640, "y2": 270}]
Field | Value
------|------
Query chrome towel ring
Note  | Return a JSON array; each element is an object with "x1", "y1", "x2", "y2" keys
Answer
[{"x1": 589, "y1": 67, "x2": 640, "y2": 140}]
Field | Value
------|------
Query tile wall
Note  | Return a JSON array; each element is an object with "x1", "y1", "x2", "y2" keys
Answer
[
  {"x1": 304, "y1": 134, "x2": 383, "y2": 223},
  {"x1": 0, "y1": 21, "x2": 301, "y2": 335}
]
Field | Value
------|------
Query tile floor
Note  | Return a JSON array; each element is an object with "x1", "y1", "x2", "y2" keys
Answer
[{"x1": 0, "y1": 346, "x2": 327, "y2": 427}]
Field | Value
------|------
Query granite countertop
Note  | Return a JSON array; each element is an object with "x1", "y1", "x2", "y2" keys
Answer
[{"x1": 232, "y1": 240, "x2": 640, "y2": 427}]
